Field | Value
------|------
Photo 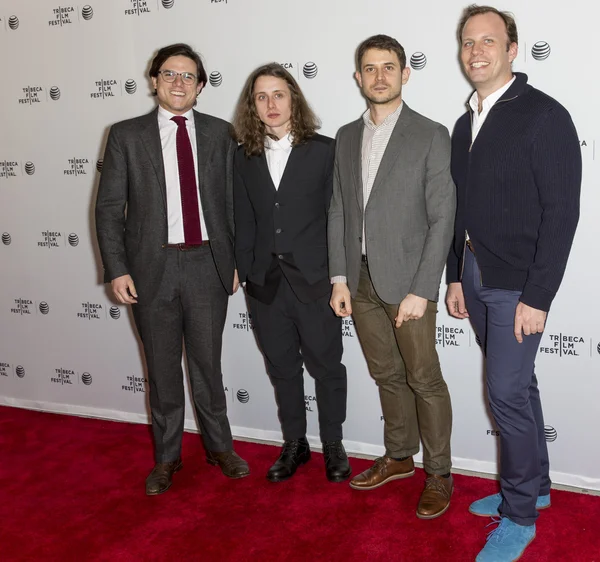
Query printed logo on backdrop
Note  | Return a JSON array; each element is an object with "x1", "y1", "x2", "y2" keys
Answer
[
  {"x1": 122, "y1": 374, "x2": 148, "y2": 393},
  {"x1": 544, "y1": 425, "x2": 557, "y2": 442},
  {"x1": 0, "y1": 161, "x2": 35, "y2": 178},
  {"x1": 209, "y1": 72, "x2": 222, "y2": 87},
  {"x1": 10, "y1": 298, "x2": 34, "y2": 316},
  {"x1": 236, "y1": 389, "x2": 249, "y2": 403},
  {"x1": 2, "y1": 233, "x2": 11, "y2": 245},
  {"x1": 341, "y1": 318, "x2": 355, "y2": 338},
  {"x1": 18, "y1": 87, "x2": 61, "y2": 104},
  {"x1": 435, "y1": 324, "x2": 469, "y2": 348},
  {"x1": 305, "y1": 394, "x2": 316, "y2": 412},
  {"x1": 49, "y1": 6, "x2": 94, "y2": 27},
  {"x1": 4, "y1": 15, "x2": 20, "y2": 30},
  {"x1": 109, "y1": 306, "x2": 121, "y2": 319},
  {"x1": 38, "y1": 231, "x2": 62, "y2": 248},
  {"x1": 232, "y1": 311, "x2": 253, "y2": 331},
  {"x1": 277, "y1": 62, "x2": 319, "y2": 81},
  {"x1": 90, "y1": 79, "x2": 138, "y2": 99},
  {"x1": 124, "y1": 0, "x2": 152, "y2": 16},
  {"x1": 302, "y1": 62, "x2": 318, "y2": 79},
  {"x1": 410, "y1": 52, "x2": 427, "y2": 70},
  {"x1": 210, "y1": 0, "x2": 228, "y2": 4},
  {"x1": 96, "y1": 159, "x2": 103, "y2": 172},
  {"x1": 64, "y1": 157, "x2": 90, "y2": 176},
  {"x1": 161, "y1": 0, "x2": 175, "y2": 8},
  {"x1": 579, "y1": 139, "x2": 595, "y2": 161},
  {"x1": 539, "y1": 332, "x2": 591, "y2": 357},
  {"x1": 52, "y1": 368, "x2": 93, "y2": 386},
  {"x1": 77, "y1": 302, "x2": 103, "y2": 320},
  {"x1": 16, "y1": 365, "x2": 25, "y2": 378},
  {"x1": 486, "y1": 429, "x2": 500, "y2": 437},
  {"x1": 0, "y1": 362, "x2": 10, "y2": 379},
  {"x1": 531, "y1": 41, "x2": 551, "y2": 61}
]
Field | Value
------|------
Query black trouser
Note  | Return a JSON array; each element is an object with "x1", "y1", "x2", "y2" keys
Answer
[{"x1": 248, "y1": 275, "x2": 347, "y2": 443}]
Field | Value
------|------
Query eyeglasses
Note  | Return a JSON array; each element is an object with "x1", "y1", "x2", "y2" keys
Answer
[{"x1": 157, "y1": 70, "x2": 197, "y2": 85}]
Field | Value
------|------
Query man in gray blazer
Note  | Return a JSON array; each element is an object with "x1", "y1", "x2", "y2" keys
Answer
[
  {"x1": 328, "y1": 35, "x2": 456, "y2": 519},
  {"x1": 95, "y1": 43, "x2": 249, "y2": 496}
]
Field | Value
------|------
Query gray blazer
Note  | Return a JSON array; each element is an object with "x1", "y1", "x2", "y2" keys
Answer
[
  {"x1": 328, "y1": 104, "x2": 456, "y2": 304},
  {"x1": 95, "y1": 108, "x2": 237, "y2": 303}
]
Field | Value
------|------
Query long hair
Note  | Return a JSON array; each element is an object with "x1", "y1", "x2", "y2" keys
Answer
[{"x1": 233, "y1": 63, "x2": 320, "y2": 157}]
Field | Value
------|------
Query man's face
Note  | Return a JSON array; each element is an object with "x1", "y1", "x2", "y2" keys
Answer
[
  {"x1": 355, "y1": 48, "x2": 410, "y2": 105},
  {"x1": 253, "y1": 75, "x2": 293, "y2": 138},
  {"x1": 151, "y1": 55, "x2": 203, "y2": 115},
  {"x1": 460, "y1": 12, "x2": 518, "y2": 94}
]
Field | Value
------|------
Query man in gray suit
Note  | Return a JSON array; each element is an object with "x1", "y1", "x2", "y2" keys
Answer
[
  {"x1": 95, "y1": 43, "x2": 249, "y2": 496},
  {"x1": 328, "y1": 35, "x2": 456, "y2": 519}
]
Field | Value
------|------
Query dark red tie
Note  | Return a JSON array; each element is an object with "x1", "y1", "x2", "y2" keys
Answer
[{"x1": 171, "y1": 115, "x2": 202, "y2": 244}]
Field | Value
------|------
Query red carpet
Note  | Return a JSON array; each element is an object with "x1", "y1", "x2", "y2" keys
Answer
[{"x1": 0, "y1": 406, "x2": 598, "y2": 561}]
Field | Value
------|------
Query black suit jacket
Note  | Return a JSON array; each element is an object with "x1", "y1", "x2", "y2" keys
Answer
[
  {"x1": 95, "y1": 108, "x2": 237, "y2": 303},
  {"x1": 234, "y1": 134, "x2": 335, "y2": 304}
]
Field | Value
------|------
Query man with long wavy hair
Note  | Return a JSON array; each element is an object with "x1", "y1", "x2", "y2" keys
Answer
[{"x1": 233, "y1": 63, "x2": 350, "y2": 483}]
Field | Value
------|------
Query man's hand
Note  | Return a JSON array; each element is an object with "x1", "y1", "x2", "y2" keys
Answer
[
  {"x1": 111, "y1": 274, "x2": 138, "y2": 304},
  {"x1": 330, "y1": 283, "x2": 352, "y2": 317},
  {"x1": 514, "y1": 302, "x2": 547, "y2": 344},
  {"x1": 395, "y1": 294, "x2": 428, "y2": 328},
  {"x1": 233, "y1": 269, "x2": 240, "y2": 294},
  {"x1": 446, "y1": 282, "x2": 469, "y2": 319}
]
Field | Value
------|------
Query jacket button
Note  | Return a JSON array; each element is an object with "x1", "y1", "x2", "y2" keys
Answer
[
  {"x1": 278, "y1": 254, "x2": 283, "y2": 260},
  {"x1": 275, "y1": 202, "x2": 280, "y2": 208},
  {"x1": 275, "y1": 228, "x2": 282, "y2": 234}
]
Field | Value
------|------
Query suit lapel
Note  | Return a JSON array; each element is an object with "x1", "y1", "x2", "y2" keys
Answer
[
  {"x1": 193, "y1": 111, "x2": 217, "y2": 203},
  {"x1": 139, "y1": 108, "x2": 168, "y2": 213},
  {"x1": 368, "y1": 104, "x2": 413, "y2": 201},
  {"x1": 258, "y1": 151, "x2": 277, "y2": 194},
  {"x1": 350, "y1": 119, "x2": 364, "y2": 211},
  {"x1": 276, "y1": 142, "x2": 305, "y2": 194}
]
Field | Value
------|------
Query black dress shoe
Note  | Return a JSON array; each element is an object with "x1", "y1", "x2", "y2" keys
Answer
[
  {"x1": 145, "y1": 459, "x2": 182, "y2": 496},
  {"x1": 323, "y1": 441, "x2": 351, "y2": 482},
  {"x1": 267, "y1": 438, "x2": 311, "y2": 482}
]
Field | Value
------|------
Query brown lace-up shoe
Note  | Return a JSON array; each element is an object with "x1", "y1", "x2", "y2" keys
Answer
[
  {"x1": 416, "y1": 473, "x2": 453, "y2": 519},
  {"x1": 145, "y1": 459, "x2": 182, "y2": 496},
  {"x1": 206, "y1": 450, "x2": 250, "y2": 478},
  {"x1": 349, "y1": 456, "x2": 415, "y2": 490}
]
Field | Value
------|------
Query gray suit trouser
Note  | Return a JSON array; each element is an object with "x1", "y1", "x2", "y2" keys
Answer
[
  {"x1": 462, "y1": 248, "x2": 551, "y2": 527},
  {"x1": 132, "y1": 245, "x2": 233, "y2": 463}
]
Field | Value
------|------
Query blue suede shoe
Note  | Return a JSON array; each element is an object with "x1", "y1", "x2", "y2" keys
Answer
[
  {"x1": 476, "y1": 517, "x2": 536, "y2": 562},
  {"x1": 469, "y1": 493, "x2": 551, "y2": 517}
]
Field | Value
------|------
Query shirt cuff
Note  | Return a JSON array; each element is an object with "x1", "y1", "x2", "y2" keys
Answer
[{"x1": 331, "y1": 276, "x2": 347, "y2": 284}]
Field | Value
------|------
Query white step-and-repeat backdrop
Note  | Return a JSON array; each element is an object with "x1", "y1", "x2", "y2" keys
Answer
[{"x1": 1, "y1": 0, "x2": 598, "y2": 490}]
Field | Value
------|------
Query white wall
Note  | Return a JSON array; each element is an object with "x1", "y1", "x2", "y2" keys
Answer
[{"x1": 1, "y1": 0, "x2": 598, "y2": 490}]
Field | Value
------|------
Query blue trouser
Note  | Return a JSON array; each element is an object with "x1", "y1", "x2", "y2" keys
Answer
[{"x1": 462, "y1": 249, "x2": 551, "y2": 526}]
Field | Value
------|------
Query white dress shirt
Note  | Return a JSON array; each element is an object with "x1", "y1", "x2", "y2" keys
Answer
[
  {"x1": 157, "y1": 106, "x2": 209, "y2": 243},
  {"x1": 265, "y1": 133, "x2": 293, "y2": 189}
]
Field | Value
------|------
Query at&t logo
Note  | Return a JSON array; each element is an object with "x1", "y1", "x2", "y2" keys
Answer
[
  {"x1": 236, "y1": 389, "x2": 249, "y2": 403},
  {"x1": 49, "y1": 6, "x2": 75, "y2": 27},
  {"x1": 39, "y1": 301, "x2": 50, "y2": 315},
  {"x1": 125, "y1": 0, "x2": 151, "y2": 16},
  {"x1": 2, "y1": 233, "x2": 11, "y2": 245},
  {"x1": 410, "y1": 52, "x2": 427, "y2": 70},
  {"x1": 8, "y1": 15, "x2": 19, "y2": 30},
  {"x1": 109, "y1": 306, "x2": 121, "y2": 319},
  {"x1": 49, "y1": 86, "x2": 61, "y2": 100},
  {"x1": 531, "y1": 41, "x2": 551, "y2": 61},
  {"x1": 544, "y1": 425, "x2": 557, "y2": 442},
  {"x1": 25, "y1": 161, "x2": 35, "y2": 175},
  {"x1": 161, "y1": 0, "x2": 175, "y2": 8},
  {"x1": 68, "y1": 233, "x2": 79, "y2": 246},
  {"x1": 124, "y1": 79, "x2": 137, "y2": 94},
  {"x1": 82, "y1": 5, "x2": 94, "y2": 20},
  {"x1": 303, "y1": 62, "x2": 318, "y2": 79},
  {"x1": 232, "y1": 312, "x2": 253, "y2": 331},
  {"x1": 81, "y1": 372, "x2": 92, "y2": 385},
  {"x1": 15, "y1": 365, "x2": 25, "y2": 378},
  {"x1": 209, "y1": 71, "x2": 222, "y2": 87},
  {"x1": 96, "y1": 159, "x2": 103, "y2": 172}
]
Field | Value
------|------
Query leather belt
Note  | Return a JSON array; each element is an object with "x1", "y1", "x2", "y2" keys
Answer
[
  {"x1": 163, "y1": 242, "x2": 210, "y2": 251},
  {"x1": 466, "y1": 239, "x2": 475, "y2": 253}
]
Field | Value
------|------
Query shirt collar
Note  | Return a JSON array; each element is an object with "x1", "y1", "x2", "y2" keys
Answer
[
  {"x1": 469, "y1": 75, "x2": 516, "y2": 114},
  {"x1": 157, "y1": 105, "x2": 195, "y2": 126},
  {"x1": 265, "y1": 133, "x2": 293, "y2": 151},
  {"x1": 362, "y1": 101, "x2": 403, "y2": 131}
]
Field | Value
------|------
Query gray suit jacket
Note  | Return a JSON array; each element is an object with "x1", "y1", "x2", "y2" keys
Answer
[
  {"x1": 95, "y1": 107, "x2": 237, "y2": 303},
  {"x1": 328, "y1": 103, "x2": 456, "y2": 304}
]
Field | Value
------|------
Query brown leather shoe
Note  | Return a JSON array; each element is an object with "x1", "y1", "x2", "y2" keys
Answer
[
  {"x1": 349, "y1": 456, "x2": 415, "y2": 490},
  {"x1": 145, "y1": 459, "x2": 182, "y2": 496},
  {"x1": 206, "y1": 450, "x2": 250, "y2": 479},
  {"x1": 417, "y1": 473, "x2": 453, "y2": 519}
]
